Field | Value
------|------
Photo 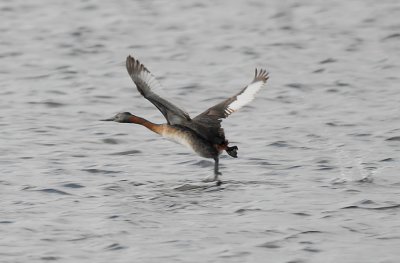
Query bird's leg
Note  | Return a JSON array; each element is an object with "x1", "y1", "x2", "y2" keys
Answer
[{"x1": 214, "y1": 157, "x2": 222, "y2": 186}]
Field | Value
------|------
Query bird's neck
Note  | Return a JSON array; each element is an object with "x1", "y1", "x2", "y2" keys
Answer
[{"x1": 128, "y1": 116, "x2": 164, "y2": 135}]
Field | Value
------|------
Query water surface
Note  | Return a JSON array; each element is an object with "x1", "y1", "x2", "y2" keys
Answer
[{"x1": 1, "y1": 0, "x2": 400, "y2": 262}]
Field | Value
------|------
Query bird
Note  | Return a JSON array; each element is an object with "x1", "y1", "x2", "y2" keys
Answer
[{"x1": 102, "y1": 55, "x2": 269, "y2": 185}]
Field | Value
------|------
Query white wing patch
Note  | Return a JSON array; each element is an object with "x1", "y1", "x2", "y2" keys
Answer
[
  {"x1": 225, "y1": 80, "x2": 266, "y2": 115},
  {"x1": 224, "y1": 68, "x2": 269, "y2": 116}
]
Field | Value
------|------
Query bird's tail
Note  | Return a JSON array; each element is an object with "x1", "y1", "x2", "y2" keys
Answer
[{"x1": 226, "y1": 146, "x2": 238, "y2": 158}]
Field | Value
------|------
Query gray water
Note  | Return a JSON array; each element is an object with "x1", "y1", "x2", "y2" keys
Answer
[{"x1": 1, "y1": 0, "x2": 400, "y2": 262}]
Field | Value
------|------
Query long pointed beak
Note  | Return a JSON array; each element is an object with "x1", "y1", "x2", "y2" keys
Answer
[{"x1": 100, "y1": 117, "x2": 114, "y2": 121}]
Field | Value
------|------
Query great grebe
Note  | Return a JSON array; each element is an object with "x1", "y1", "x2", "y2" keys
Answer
[{"x1": 102, "y1": 55, "x2": 269, "y2": 185}]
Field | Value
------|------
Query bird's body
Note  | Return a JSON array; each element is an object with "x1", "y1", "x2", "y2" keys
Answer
[
  {"x1": 163, "y1": 124, "x2": 220, "y2": 159},
  {"x1": 103, "y1": 55, "x2": 269, "y2": 184}
]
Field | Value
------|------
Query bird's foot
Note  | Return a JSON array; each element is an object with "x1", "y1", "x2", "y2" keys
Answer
[{"x1": 214, "y1": 172, "x2": 222, "y2": 186}]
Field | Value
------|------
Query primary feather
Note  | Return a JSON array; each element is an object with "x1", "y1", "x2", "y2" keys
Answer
[
  {"x1": 224, "y1": 69, "x2": 269, "y2": 116},
  {"x1": 126, "y1": 55, "x2": 191, "y2": 125}
]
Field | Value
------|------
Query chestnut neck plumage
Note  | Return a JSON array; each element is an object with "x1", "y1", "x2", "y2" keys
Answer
[{"x1": 127, "y1": 115, "x2": 164, "y2": 134}]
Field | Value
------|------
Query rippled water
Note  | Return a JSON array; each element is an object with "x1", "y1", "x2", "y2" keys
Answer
[{"x1": 1, "y1": 0, "x2": 400, "y2": 262}]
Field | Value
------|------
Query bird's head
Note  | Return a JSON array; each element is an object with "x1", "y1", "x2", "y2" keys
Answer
[{"x1": 101, "y1": 112, "x2": 134, "y2": 123}]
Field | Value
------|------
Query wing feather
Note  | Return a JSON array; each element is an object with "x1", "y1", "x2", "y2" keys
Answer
[
  {"x1": 224, "y1": 69, "x2": 268, "y2": 115},
  {"x1": 194, "y1": 68, "x2": 269, "y2": 121},
  {"x1": 126, "y1": 55, "x2": 191, "y2": 124},
  {"x1": 191, "y1": 68, "x2": 268, "y2": 143}
]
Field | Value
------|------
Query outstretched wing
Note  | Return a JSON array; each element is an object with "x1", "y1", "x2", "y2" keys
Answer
[
  {"x1": 126, "y1": 55, "x2": 191, "y2": 125},
  {"x1": 192, "y1": 69, "x2": 269, "y2": 140}
]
